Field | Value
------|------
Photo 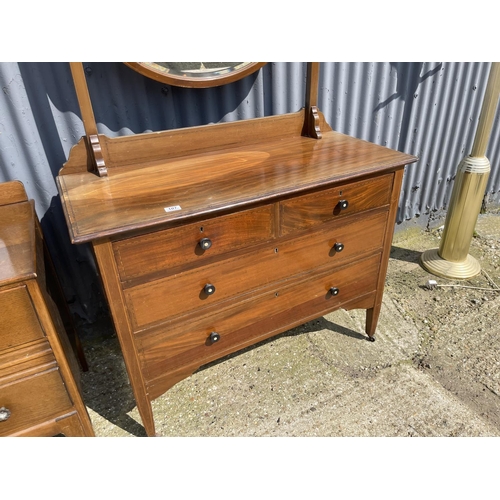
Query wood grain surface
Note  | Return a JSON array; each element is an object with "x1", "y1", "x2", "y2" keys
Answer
[
  {"x1": 0, "y1": 368, "x2": 71, "y2": 436},
  {"x1": 0, "y1": 201, "x2": 36, "y2": 286},
  {"x1": 58, "y1": 126, "x2": 416, "y2": 243},
  {"x1": 0, "y1": 286, "x2": 45, "y2": 351},
  {"x1": 138, "y1": 253, "x2": 380, "y2": 397},
  {"x1": 114, "y1": 204, "x2": 276, "y2": 284},
  {"x1": 124, "y1": 209, "x2": 388, "y2": 330},
  {"x1": 280, "y1": 173, "x2": 393, "y2": 235},
  {"x1": 0, "y1": 180, "x2": 28, "y2": 206}
]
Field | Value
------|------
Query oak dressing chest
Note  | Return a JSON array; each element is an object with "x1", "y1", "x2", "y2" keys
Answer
[
  {"x1": 0, "y1": 181, "x2": 94, "y2": 436},
  {"x1": 56, "y1": 62, "x2": 417, "y2": 436}
]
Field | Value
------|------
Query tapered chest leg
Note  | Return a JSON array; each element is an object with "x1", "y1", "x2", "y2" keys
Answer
[
  {"x1": 365, "y1": 306, "x2": 380, "y2": 341},
  {"x1": 92, "y1": 240, "x2": 157, "y2": 437}
]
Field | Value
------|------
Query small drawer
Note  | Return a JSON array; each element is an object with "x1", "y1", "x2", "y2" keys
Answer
[
  {"x1": 0, "y1": 368, "x2": 72, "y2": 436},
  {"x1": 136, "y1": 252, "x2": 381, "y2": 390},
  {"x1": 124, "y1": 209, "x2": 387, "y2": 331},
  {"x1": 113, "y1": 204, "x2": 276, "y2": 283},
  {"x1": 0, "y1": 286, "x2": 44, "y2": 352},
  {"x1": 280, "y1": 173, "x2": 393, "y2": 235}
]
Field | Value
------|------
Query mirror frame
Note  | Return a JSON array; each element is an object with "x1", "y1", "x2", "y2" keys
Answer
[{"x1": 124, "y1": 62, "x2": 266, "y2": 88}]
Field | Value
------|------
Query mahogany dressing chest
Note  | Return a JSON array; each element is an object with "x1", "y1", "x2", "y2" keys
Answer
[{"x1": 56, "y1": 62, "x2": 417, "y2": 436}]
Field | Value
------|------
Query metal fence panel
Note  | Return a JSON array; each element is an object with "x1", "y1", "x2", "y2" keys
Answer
[{"x1": 1, "y1": 62, "x2": 498, "y2": 319}]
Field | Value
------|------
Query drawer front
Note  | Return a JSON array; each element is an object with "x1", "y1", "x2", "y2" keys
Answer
[
  {"x1": 124, "y1": 209, "x2": 388, "y2": 330},
  {"x1": 0, "y1": 340, "x2": 54, "y2": 385},
  {"x1": 0, "y1": 286, "x2": 44, "y2": 352},
  {"x1": 114, "y1": 204, "x2": 276, "y2": 283},
  {"x1": 0, "y1": 368, "x2": 72, "y2": 436},
  {"x1": 137, "y1": 253, "x2": 381, "y2": 386},
  {"x1": 280, "y1": 174, "x2": 393, "y2": 235}
]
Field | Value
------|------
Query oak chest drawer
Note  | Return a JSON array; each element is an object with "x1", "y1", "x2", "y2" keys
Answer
[
  {"x1": 280, "y1": 173, "x2": 393, "y2": 235},
  {"x1": 0, "y1": 368, "x2": 73, "y2": 436},
  {"x1": 123, "y1": 209, "x2": 388, "y2": 331},
  {"x1": 0, "y1": 286, "x2": 44, "y2": 351},
  {"x1": 136, "y1": 252, "x2": 381, "y2": 396},
  {"x1": 114, "y1": 204, "x2": 276, "y2": 284}
]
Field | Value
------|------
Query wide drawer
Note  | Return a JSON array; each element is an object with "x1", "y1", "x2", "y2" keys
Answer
[
  {"x1": 124, "y1": 209, "x2": 388, "y2": 331},
  {"x1": 0, "y1": 368, "x2": 72, "y2": 436},
  {"x1": 136, "y1": 252, "x2": 381, "y2": 390},
  {"x1": 114, "y1": 204, "x2": 276, "y2": 284},
  {"x1": 280, "y1": 173, "x2": 393, "y2": 235},
  {"x1": 0, "y1": 286, "x2": 44, "y2": 352}
]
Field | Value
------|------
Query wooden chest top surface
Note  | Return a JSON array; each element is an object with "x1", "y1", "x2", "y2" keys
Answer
[{"x1": 57, "y1": 129, "x2": 416, "y2": 244}]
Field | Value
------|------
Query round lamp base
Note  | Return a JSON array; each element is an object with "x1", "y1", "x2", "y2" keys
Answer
[{"x1": 420, "y1": 249, "x2": 481, "y2": 280}]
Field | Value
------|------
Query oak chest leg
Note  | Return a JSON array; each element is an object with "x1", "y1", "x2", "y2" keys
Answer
[
  {"x1": 365, "y1": 169, "x2": 405, "y2": 342},
  {"x1": 365, "y1": 307, "x2": 380, "y2": 341},
  {"x1": 92, "y1": 240, "x2": 157, "y2": 437}
]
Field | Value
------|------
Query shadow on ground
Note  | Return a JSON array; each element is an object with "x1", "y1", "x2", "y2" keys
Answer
[{"x1": 78, "y1": 314, "x2": 367, "y2": 436}]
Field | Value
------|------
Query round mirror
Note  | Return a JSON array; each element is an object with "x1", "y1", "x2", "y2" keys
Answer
[{"x1": 124, "y1": 62, "x2": 266, "y2": 88}]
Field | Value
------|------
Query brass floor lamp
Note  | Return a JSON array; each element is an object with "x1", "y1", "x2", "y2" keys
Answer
[{"x1": 421, "y1": 62, "x2": 500, "y2": 279}]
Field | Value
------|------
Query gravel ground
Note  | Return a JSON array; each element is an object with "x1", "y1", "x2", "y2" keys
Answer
[{"x1": 76, "y1": 209, "x2": 500, "y2": 438}]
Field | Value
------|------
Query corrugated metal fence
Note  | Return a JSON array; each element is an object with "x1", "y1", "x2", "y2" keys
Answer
[{"x1": 1, "y1": 62, "x2": 499, "y2": 321}]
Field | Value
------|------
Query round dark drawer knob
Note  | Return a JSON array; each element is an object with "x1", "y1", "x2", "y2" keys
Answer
[
  {"x1": 209, "y1": 332, "x2": 221, "y2": 343},
  {"x1": 329, "y1": 287, "x2": 340, "y2": 296},
  {"x1": 199, "y1": 238, "x2": 212, "y2": 250},
  {"x1": 204, "y1": 284, "x2": 216, "y2": 295},
  {"x1": 333, "y1": 242, "x2": 344, "y2": 252},
  {"x1": 338, "y1": 200, "x2": 349, "y2": 210},
  {"x1": 0, "y1": 407, "x2": 11, "y2": 422}
]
